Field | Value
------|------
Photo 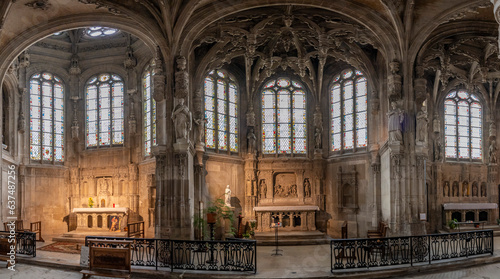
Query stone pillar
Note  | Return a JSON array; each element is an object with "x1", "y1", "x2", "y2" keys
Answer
[
  {"x1": 244, "y1": 153, "x2": 257, "y2": 219},
  {"x1": 492, "y1": 0, "x2": 500, "y2": 55},
  {"x1": 380, "y1": 144, "x2": 404, "y2": 236},
  {"x1": 369, "y1": 144, "x2": 380, "y2": 227},
  {"x1": 171, "y1": 142, "x2": 194, "y2": 239}
]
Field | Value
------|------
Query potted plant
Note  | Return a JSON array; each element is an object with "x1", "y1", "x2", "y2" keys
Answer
[
  {"x1": 88, "y1": 197, "x2": 94, "y2": 208},
  {"x1": 448, "y1": 218, "x2": 458, "y2": 230}
]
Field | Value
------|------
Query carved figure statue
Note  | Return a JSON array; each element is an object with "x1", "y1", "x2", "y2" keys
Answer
[
  {"x1": 452, "y1": 182, "x2": 459, "y2": 197},
  {"x1": 387, "y1": 101, "x2": 404, "y2": 143},
  {"x1": 290, "y1": 184, "x2": 297, "y2": 196},
  {"x1": 434, "y1": 135, "x2": 442, "y2": 161},
  {"x1": 489, "y1": 140, "x2": 497, "y2": 164},
  {"x1": 247, "y1": 127, "x2": 256, "y2": 154},
  {"x1": 443, "y1": 181, "x2": 449, "y2": 197},
  {"x1": 171, "y1": 98, "x2": 192, "y2": 140},
  {"x1": 259, "y1": 180, "x2": 267, "y2": 199},
  {"x1": 193, "y1": 117, "x2": 206, "y2": 145},
  {"x1": 224, "y1": 185, "x2": 231, "y2": 207},
  {"x1": 462, "y1": 182, "x2": 468, "y2": 197},
  {"x1": 314, "y1": 128, "x2": 322, "y2": 149},
  {"x1": 481, "y1": 183, "x2": 487, "y2": 197},
  {"x1": 416, "y1": 106, "x2": 428, "y2": 144},
  {"x1": 304, "y1": 178, "x2": 311, "y2": 197},
  {"x1": 472, "y1": 184, "x2": 478, "y2": 197}
]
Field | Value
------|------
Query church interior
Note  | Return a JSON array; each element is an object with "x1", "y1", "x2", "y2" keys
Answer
[{"x1": 1, "y1": 0, "x2": 500, "y2": 244}]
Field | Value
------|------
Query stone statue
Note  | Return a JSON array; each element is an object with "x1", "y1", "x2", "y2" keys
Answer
[
  {"x1": 472, "y1": 184, "x2": 478, "y2": 197},
  {"x1": 193, "y1": 117, "x2": 206, "y2": 145},
  {"x1": 259, "y1": 180, "x2": 267, "y2": 199},
  {"x1": 416, "y1": 106, "x2": 428, "y2": 144},
  {"x1": 224, "y1": 185, "x2": 231, "y2": 207},
  {"x1": 247, "y1": 127, "x2": 256, "y2": 154},
  {"x1": 387, "y1": 101, "x2": 404, "y2": 143},
  {"x1": 489, "y1": 140, "x2": 497, "y2": 164},
  {"x1": 171, "y1": 98, "x2": 192, "y2": 141},
  {"x1": 481, "y1": 183, "x2": 486, "y2": 197},
  {"x1": 304, "y1": 178, "x2": 311, "y2": 197},
  {"x1": 314, "y1": 127, "x2": 322, "y2": 149},
  {"x1": 462, "y1": 182, "x2": 468, "y2": 197},
  {"x1": 452, "y1": 182, "x2": 459, "y2": 197},
  {"x1": 434, "y1": 135, "x2": 442, "y2": 161},
  {"x1": 443, "y1": 181, "x2": 449, "y2": 197}
]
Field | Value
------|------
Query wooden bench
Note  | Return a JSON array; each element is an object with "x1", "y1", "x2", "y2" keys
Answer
[
  {"x1": 367, "y1": 222, "x2": 388, "y2": 238},
  {"x1": 3, "y1": 220, "x2": 24, "y2": 232},
  {"x1": 0, "y1": 233, "x2": 15, "y2": 268},
  {"x1": 127, "y1": 221, "x2": 144, "y2": 238},
  {"x1": 81, "y1": 239, "x2": 132, "y2": 279}
]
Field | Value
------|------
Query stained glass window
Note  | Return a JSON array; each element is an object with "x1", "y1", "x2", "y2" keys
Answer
[
  {"x1": 444, "y1": 89, "x2": 482, "y2": 160},
  {"x1": 30, "y1": 72, "x2": 64, "y2": 162},
  {"x1": 262, "y1": 77, "x2": 306, "y2": 154},
  {"x1": 143, "y1": 67, "x2": 156, "y2": 156},
  {"x1": 85, "y1": 27, "x2": 118, "y2": 37},
  {"x1": 331, "y1": 68, "x2": 367, "y2": 152},
  {"x1": 204, "y1": 70, "x2": 238, "y2": 152},
  {"x1": 86, "y1": 73, "x2": 124, "y2": 148}
]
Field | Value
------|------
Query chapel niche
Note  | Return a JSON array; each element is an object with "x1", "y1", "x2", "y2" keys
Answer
[{"x1": 338, "y1": 166, "x2": 358, "y2": 212}]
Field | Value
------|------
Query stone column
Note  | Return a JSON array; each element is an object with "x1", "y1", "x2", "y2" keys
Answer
[
  {"x1": 369, "y1": 144, "x2": 380, "y2": 227},
  {"x1": 380, "y1": 143, "x2": 404, "y2": 236},
  {"x1": 172, "y1": 143, "x2": 194, "y2": 239}
]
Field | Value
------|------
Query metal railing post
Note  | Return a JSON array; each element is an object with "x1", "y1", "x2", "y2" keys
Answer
[
  {"x1": 428, "y1": 235, "x2": 431, "y2": 265},
  {"x1": 170, "y1": 240, "x2": 174, "y2": 272},
  {"x1": 254, "y1": 240, "x2": 257, "y2": 274},
  {"x1": 330, "y1": 240, "x2": 333, "y2": 272},
  {"x1": 410, "y1": 237, "x2": 413, "y2": 267},
  {"x1": 155, "y1": 239, "x2": 158, "y2": 270}
]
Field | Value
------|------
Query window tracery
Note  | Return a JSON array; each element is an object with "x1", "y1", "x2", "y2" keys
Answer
[
  {"x1": 330, "y1": 69, "x2": 367, "y2": 152},
  {"x1": 29, "y1": 72, "x2": 64, "y2": 162},
  {"x1": 444, "y1": 89, "x2": 482, "y2": 160},
  {"x1": 204, "y1": 70, "x2": 238, "y2": 152},
  {"x1": 86, "y1": 73, "x2": 124, "y2": 148},
  {"x1": 261, "y1": 77, "x2": 306, "y2": 154}
]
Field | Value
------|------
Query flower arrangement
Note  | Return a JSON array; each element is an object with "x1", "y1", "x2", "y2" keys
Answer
[{"x1": 88, "y1": 197, "x2": 94, "y2": 208}]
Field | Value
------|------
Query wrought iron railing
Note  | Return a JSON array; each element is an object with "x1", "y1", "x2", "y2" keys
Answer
[
  {"x1": 331, "y1": 230, "x2": 494, "y2": 271},
  {"x1": 0, "y1": 230, "x2": 36, "y2": 257},
  {"x1": 85, "y1": 236, "x2": 257, "y2": 273}
]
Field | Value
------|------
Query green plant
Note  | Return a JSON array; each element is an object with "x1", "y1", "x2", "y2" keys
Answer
[
  {"x1": 497, "y1": 218, "x2": 500, "y2": 225},
  {"x1": 448, "y1": 218, "x2": 458, "y2": 229},
  {"x1": 242, "y1": 233, "x2": 250, "y2": 239},
  {"x1": 194, "y1": 198, "x2": 236, "y2": 240}
]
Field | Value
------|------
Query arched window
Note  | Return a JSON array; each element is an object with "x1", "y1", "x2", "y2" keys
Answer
[
  {"x1": 262, "y1": 78, "x2": 306, "y2": 154},
  {"x1": 143, "y1": 68, "x2": 156, "y2": 156},
  {"x1": 86, "y1": 73, "x2": 124, "y2": 148},
  {"x1": 444, "y1": 89, "x2": 482, "y2": 160},
  {"x1": 204, "y1": 70, "x2": 238, "y2": 152},
  {"x1": 29, "y1": 73, "x2": 64, "y2": 162},
  {"x1": 331, "y1": 69, "x2": 367, "y2": 152}
]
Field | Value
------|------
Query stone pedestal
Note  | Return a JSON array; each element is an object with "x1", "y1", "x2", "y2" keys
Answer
[{"x1": 254, "y1": 205, "x2": 319, "y2": 232}]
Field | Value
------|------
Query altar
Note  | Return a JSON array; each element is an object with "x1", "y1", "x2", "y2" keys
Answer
[
  {"x1": 254, "y1": 205, "x2": 319, "y2": 232},
  {"x1": 72, "y1": 207, "x2": 128, "y2": 231}
]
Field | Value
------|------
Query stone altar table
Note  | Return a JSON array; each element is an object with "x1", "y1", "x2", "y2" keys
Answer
[
  {"x1": 72, "y1": 207, "x2": 128, "y2": 231},
  {"x1": 254, "y1": 205, "x2": 319, "y2": 232}
]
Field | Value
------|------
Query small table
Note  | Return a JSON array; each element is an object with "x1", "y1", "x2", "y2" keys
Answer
[
  {"x1": 271, "y1": 222, "x2": 282, "y2": 256},
  {"x1": 454, "y1": 221, "x2": 486, "y2": 232}
]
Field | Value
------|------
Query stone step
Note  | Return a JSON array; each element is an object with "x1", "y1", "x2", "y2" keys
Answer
[
  {"x1": 53, "y1": 230, "x2": 129, "y2": 244},
  {"x1": 254, "y1": 231, "x2": 331, "y2": 245}
]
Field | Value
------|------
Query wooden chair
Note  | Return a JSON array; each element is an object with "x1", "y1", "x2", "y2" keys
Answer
[
  {"x1": 127, "y1": 221, "x2": 144, "y2": 238},
  {"x1": 80, "y1": 239, "x2": 132, "y2": 279},
  {"x1": 367, "y1": 222, "x2": 388, "y2": 238}
]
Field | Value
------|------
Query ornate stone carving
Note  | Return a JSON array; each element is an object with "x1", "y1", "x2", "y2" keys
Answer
[
  {"x1": 273, "y1": 173, "x2": 297, "y2": 198},
  {"x1": 18, "y1": 51, "x2": 30, "y2": 68},
  {"x1": 259, "y1": 179, "x2": 267, "y2": 199},
  {"x1": 176, "y1": 153, "x2": 187, "y2": 179},
  {"x1": 489, "y1": 139, "x2": 497, "y2": 164},
  {"x1": 388, "y1": 60, "x2": 401, "y2": 98},
  {"x1": 443, "y1": 181, "x2": 450, "y2": 197},
  {"x1": 338, "y1": 166, "x2": 357, "y2": 210},
  {"x1": 175, "y1": 56, "x2": 189, "y2": 98},
  {"x1": 69, "y1": 54, "x2": 81, "y2": 75},
  {"x1": 193, "y1": 116, "x2": 206, "y2": 146},
  {"x1": 171, "y1": 98, "x2": 191, "y2": 141},
  {"x1": 416, "y1": 106, "x2": 428, "y2": 145},
  {"x1": 304, "y1": 178, "x2": 311, "y2": 197},
  {"x1": 70, "y1": 97, "x2": 79, "y2": 141},
  {"x1": 17, "y1": 88, "x2": 26, "y2": 133},
  {"x1": 124, "y1": 46, "x2": 137, "y2": 69},
  {"x1": 25, "y1": 0, "x2": 51, "y2": 10},
  {"x1": 387, "y1": 101, "x2": 404, "y2": 144},
  {"x1": 247, "y1": 127, "x2": 256, "y2": 154}
]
